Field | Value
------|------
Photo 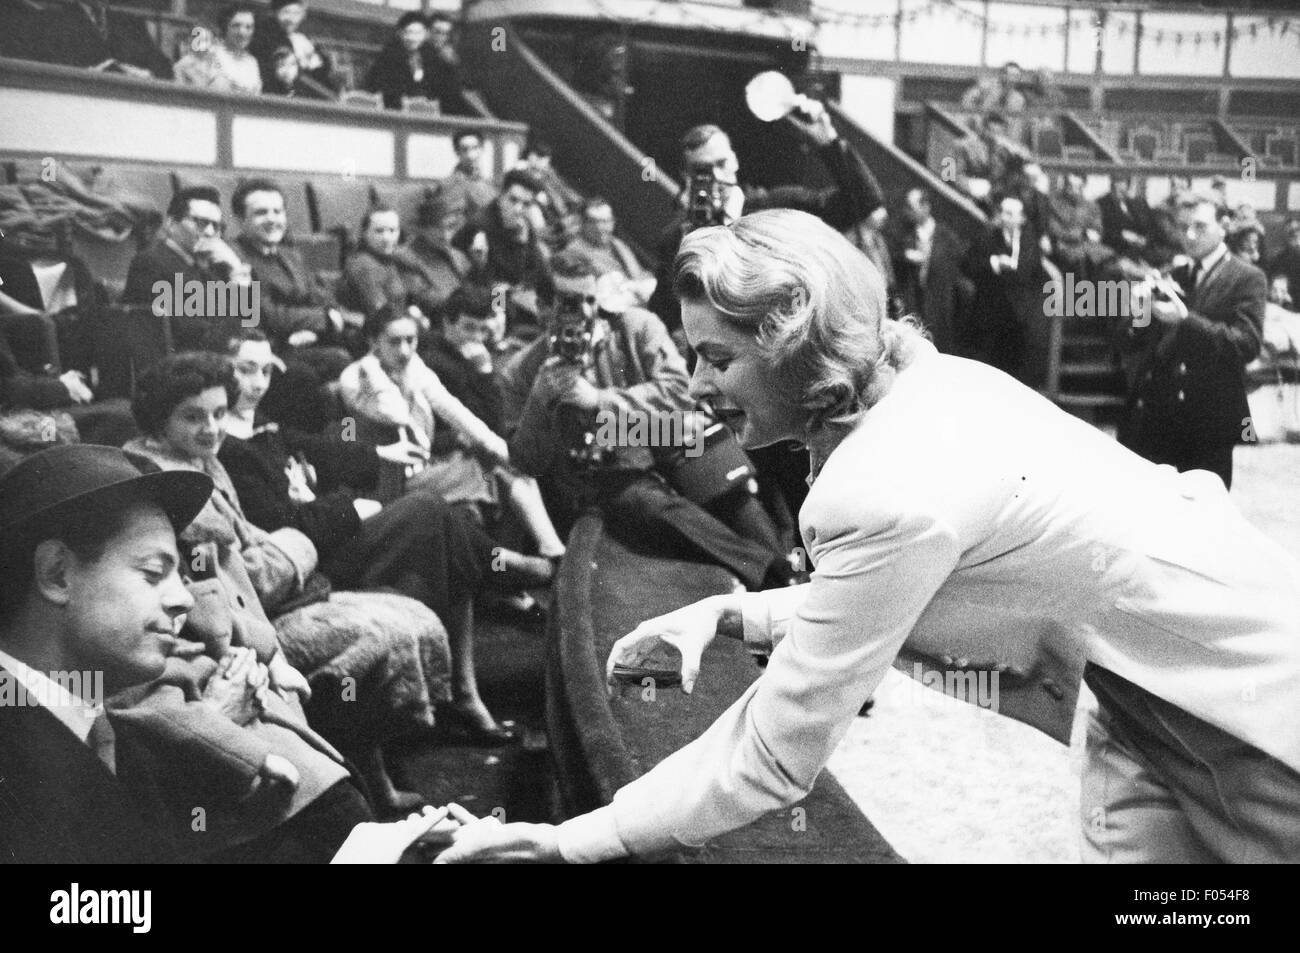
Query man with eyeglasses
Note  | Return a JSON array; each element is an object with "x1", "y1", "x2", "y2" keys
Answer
[
  {"x1": 122, "y1": 186, "x2": 253, "y2": 355},
  {"x1": 123, "y1": 187, "x2": 250, "y2": 307}
]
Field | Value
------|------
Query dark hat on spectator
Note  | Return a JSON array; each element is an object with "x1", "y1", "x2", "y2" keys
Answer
[
  {"x1": 0, "y1": 445, "x2": 212, "y2": 543},
  {"x1": 271, "y1": 0, "x2": 305, "y2": 9},
  {"x1": 424, "y1": 188, "x2": 468, "y2": 224}
]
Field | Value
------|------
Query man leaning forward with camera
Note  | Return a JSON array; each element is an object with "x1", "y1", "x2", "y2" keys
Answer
[{"x1": 499, "y1": 250, "x2": 797, "y2": 592}]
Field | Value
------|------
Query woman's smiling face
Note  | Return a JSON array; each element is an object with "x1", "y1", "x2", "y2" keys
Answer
[
  {"x1": 161, "y1": 386, "x2": 228, "y2": 460},
  {"x1": 682, "y1": 298, "x2": 806, "y2": 450}
]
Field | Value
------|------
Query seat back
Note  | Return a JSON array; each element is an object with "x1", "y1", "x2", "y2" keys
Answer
[
  {"x1": 307, "y1": 179, "x2": 375, "y2": 238},
  {"x1": 370, "y1": 182, "x2": 434, "y2": 232},
  {"x1": 340, "y1": 90, "x2": 384, "y2": 110}
]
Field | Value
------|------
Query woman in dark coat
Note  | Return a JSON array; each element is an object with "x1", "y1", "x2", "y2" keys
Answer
[
  {"x1": 338, "y1": 207, "x2": 447, "y2": 321},
  {"x1": 364, "y1": 12, "x2": 471, "y2": 114},
  {"x1": 219, "y1": 331, "x2": 554, "y2": 746}
]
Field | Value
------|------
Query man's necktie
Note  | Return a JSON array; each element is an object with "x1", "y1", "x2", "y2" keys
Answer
[
  {"x1": 1189, "y1": 260, "x2": 1203, "y2": 291},
  {"x1": 88, "y1": 713, "x2": 117, "y2": 775}
]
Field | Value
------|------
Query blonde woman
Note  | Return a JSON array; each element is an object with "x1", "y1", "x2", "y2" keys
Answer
[{"x1": 437, "y1": 209, "x2": 1300, "y2": 864}]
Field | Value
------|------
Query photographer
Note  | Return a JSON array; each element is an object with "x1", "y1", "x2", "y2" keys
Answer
[
  {"x1": 1118, "y1": 194, "x2": 1266, "y2": 489},
  {"x1": 500, "y1": 250, "x2": 794, "y2": 591},
  {"x1": 646, "y1": 98, "x2": 884, "y2": 341}
]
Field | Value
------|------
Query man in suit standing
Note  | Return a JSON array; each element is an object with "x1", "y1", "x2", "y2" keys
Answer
[
  {"x1": 1119, "y1": 194, "x2": 1266, "y2": 489},
  {"x1": 1098, "y1": 172, "x2": 1152, "y2": 264},
  {"x1": 890, "y1": 188, "x2": 971, "y2": 355},
  {"x1": 647, "y1": 107, "x2": 883, "y2": 342},
  {"x1": 962, "y1": 194, "x2": 1049, "y2": 385}
]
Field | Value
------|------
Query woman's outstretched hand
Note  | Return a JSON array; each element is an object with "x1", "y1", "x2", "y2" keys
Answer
[
  {"x1": 432, "y1": 803, "x2": 562, "y2": 864},
  {"x1": 330, "y1": 805, "x2": 455, "y2": 864},
  {"x1": 605, "y1": 595, "x2": 728, "y2": 695}
]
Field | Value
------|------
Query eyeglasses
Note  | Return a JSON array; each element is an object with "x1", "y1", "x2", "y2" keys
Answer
[{"x1": 185, "y1": 214, "x2": 223, "y2": 234}]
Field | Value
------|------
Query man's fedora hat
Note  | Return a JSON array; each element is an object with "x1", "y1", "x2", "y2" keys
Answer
[{"x1": 0, "y1": 444, "x2": 213, "y2": 541}]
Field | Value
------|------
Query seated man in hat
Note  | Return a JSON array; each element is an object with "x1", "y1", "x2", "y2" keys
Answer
[
  {"x1": 0, "y1": 444, "x2": 454, "y2": 863},
  {"x1": 409, "y1": 189, "x2": 474, "y2": 312}
]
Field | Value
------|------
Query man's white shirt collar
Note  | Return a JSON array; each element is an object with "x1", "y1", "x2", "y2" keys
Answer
[
  {"x1": 0, "y1": 646, "x2": 102, "y2": 743},
  {"x1": 1197, "y1": 243, "x2": 1229, "y2": 275}
]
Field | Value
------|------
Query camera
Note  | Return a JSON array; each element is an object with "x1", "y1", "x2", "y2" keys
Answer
[
  {"x1": 547, "y1": 292, "x2": 596, "y2": 366},
  {"x1": 685, "y1": 163, "x2": 729, "y2": 231}
]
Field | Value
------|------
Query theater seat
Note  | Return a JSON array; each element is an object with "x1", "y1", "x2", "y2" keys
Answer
[
  {"x1": 371, "y1": 182, "x2": 433, "y2": 230},
  {"x1": 66, "y1": 228, "x2": 138, "y2": 301},
  {"x1": 94, "y1": 165, "x2": 175, "y2": 218},
  {"x1": 294, "y1": 232, "x2": 343, "y2": 277},
  {"x1": 308, "y1": 179, "x2": 374, "y2": 238}
]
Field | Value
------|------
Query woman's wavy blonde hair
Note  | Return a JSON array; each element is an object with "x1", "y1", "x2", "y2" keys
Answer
[{"x1": 674, "y1": 208, "x2": 928, "y2": 435}]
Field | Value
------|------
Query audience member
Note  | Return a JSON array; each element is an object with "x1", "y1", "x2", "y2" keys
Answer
[
  {"x1": 454, "y1": 169, "x2": 554, "y2": 333},
  {"x1": 890, "y1": 187, "x2": 971, "y2": 355},
  {"x1": 124, "y1": 353, "x2": 469, "y2": 808},
  {"x1": 1098, "y1": 172, "x2": 1152, "y2": 263},
  {"x1": 1267, "y1": 217, "x2": 1300, "y2": 311},
  {"x1": 219, "y1": 331, "x2": 554, "y2": 746},
  {"x1": 409, "y1": 190, "x2": 474, "y2": 309},
  {"x1": 1118, "y1": 195, "x2": 1266, "y2": 488},
  {"x1": 0, "y1": 0, "x2": 173, "y2": 79},
  {"x1": 364, "y1": 12, "x2": 472, "y2": 114},
  {"x1": 500, "y1": 250, "x2": 793, "y2": 590},
  {"x1": 962, "y1": 194, "x2": 1049, "y2": 384},
  {"x1": 250, "y1": 0, "x2": 338, "y2": 94},
  {"x1": 953, "y1": 112, "x2": 1023, "y2": 208},
  {"x1": 565, "y1": 197, "x2": 655, "y2": 305},
  {"x1": 0, "y1": 240, "x2": 105, "y2": 376},
  {"x1": 420, "y1": 284, "x2": 506, "y2": 427},
  {"x1": 1044, "y1": 171, "x2": 1105, "y2": 274},
  {"x1": 174, "y1": 4, "x2": 263, "y2": 95},
  {"x1": 518, "y1": 138, "x2": 581, "y2": 244},
  {"x1": 0, "y1": 446, "x2": 455, "y2": 863},
  {"x1": 339, "y1": 305, "x2": 567, "y2": 570},
  {"x1": 844, "y1": 205, "x2": 897, "y2": 312},
  {"x1": 263, "y1": 46, "x2": 333, "y2": 99},
  {"x1": 648, "y1": 114, "x2": 883, "y2": 341},
  {"x1": 122, "y1": 185, "x2": 253, "y2": 350},
  {"x1": 338, "y1": 207, "x2": 447, "y2": 322},
  {"x1": 230, "y1": 178, "x2": 354, "y2": 377},
  {"x1": 439, "y1": 130, "x2": 499, "y2": 221},
  {"x1": 1226, "y1": 214, "x2": 1265, "y2": 268},
  {"x1": 1210, "y1": 175, "x2": 1232, "y2": 225},
  {"x1": 960, "y1": 61, "x2": 1028, "y2": 115}
]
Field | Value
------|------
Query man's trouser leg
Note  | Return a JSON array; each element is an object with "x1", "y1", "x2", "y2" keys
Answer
[
  {"x1": 1080, "y1": 665, "x2": 1300, "y2": 863},
  {"x1": 603, "y1": 474, "x2": 776, "y2": 590}
]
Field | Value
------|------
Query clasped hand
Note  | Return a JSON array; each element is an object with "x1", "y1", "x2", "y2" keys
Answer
[
  {"x1": 534, "y1": 356, "x2": 601, "y2": 412},
  {"x1": 427, "y1": 598, "x2": 728, "y2": 863}
]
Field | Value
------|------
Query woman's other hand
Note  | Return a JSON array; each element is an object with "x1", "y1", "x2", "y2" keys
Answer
[
  {"x1": 268, "y1": 651, "x2": 312, "y2": 702},
  {"x1": 376, "y1": 437, "x2": 429, "y2": 468},
  {"x1": 432, "y1": 804, "x2": 562, "y2": 864},
  {"x1": 605, "y1": 595, "x2": 728, "y2": 695},
  {"x1": 200, "y1": 647, "x2": 264, "y2": 725}
]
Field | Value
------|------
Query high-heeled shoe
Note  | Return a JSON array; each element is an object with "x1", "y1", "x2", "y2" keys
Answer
[{"x1": 440, "y1": 705, "x2": 520, "y2": 747}]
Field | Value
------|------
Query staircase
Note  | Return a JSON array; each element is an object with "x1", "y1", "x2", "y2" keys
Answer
[{"x1": 1044, "y1": 311, "x2": 1128, "y2": 422}]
